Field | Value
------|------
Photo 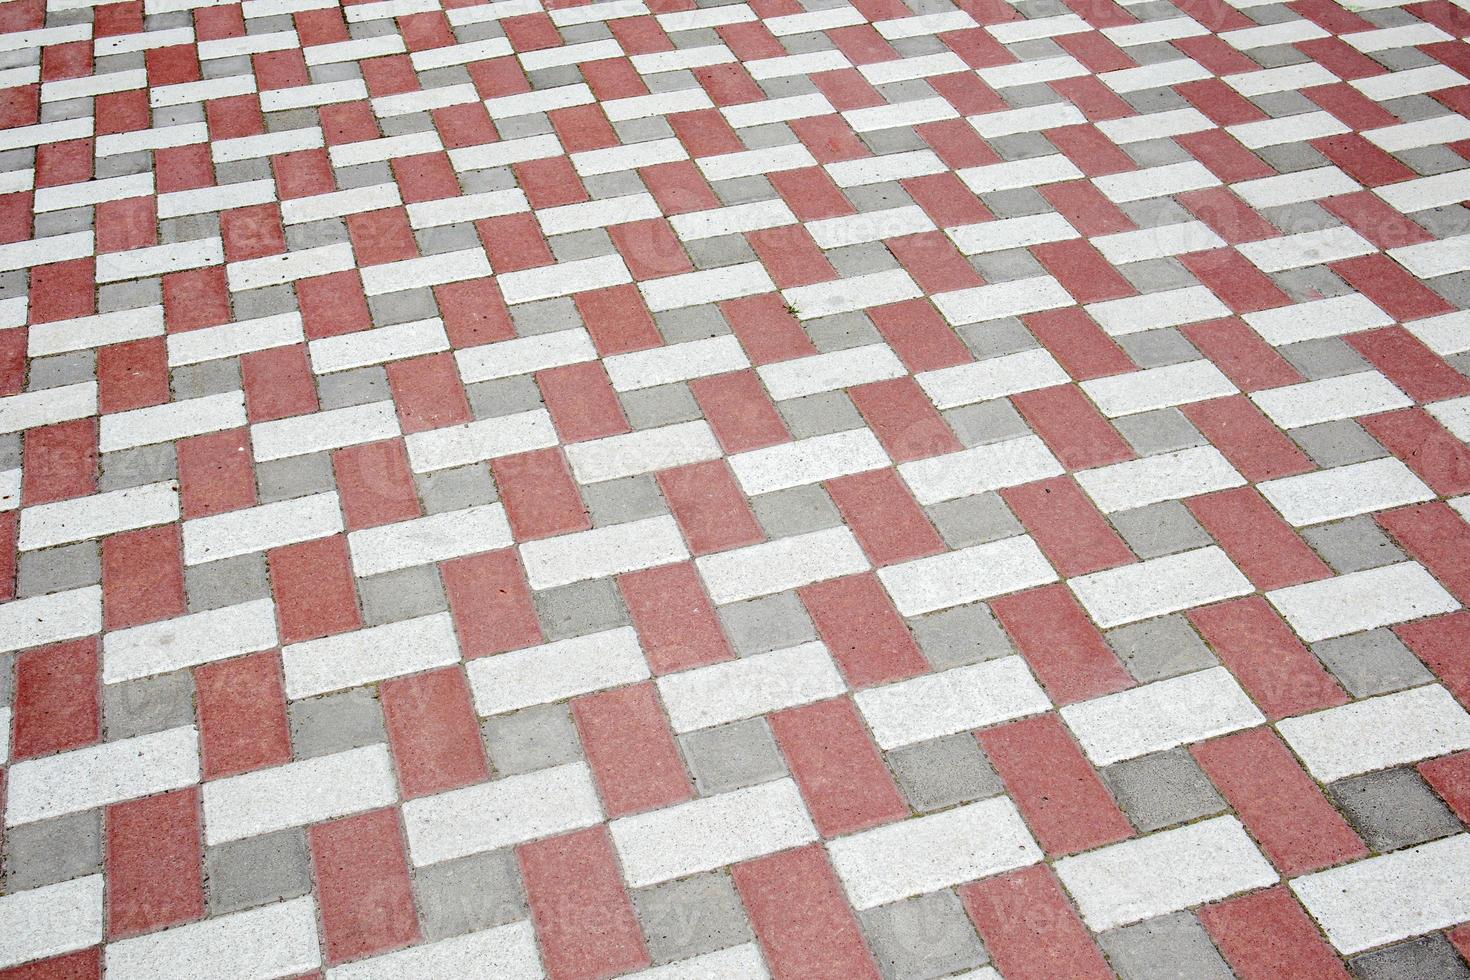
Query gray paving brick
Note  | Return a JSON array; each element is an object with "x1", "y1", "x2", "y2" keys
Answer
[
  {"x1": 1110, "y1": 501, "x2": 1212, "y2": 560},
  {"x1": 482, "y1": 703, "x2": 583, "y2": 776},
  {"x1": 1303, "y1": 517, "x2": 1407, "y2": 575},
  {"x1": 1281, "y1": 338, "x2": 1373, "y2": 382},
  {"x1": 633, "y1": 872, "x2": 754, "y2": 966},
  {"x1": 1349, "y1": 934, "x2": 1470, "y2": 980},
  {"x1": 415, "y1": 848, "x2": 529, "y2": 941},
  {"x1": 103, "y1": 670, "x2": 195, "y2": 741},
  {"x1": 963, "y1": 322, "x2": 1039, "y2": 362},
  {"x1": 1311, "y1": 629, "x2": 1434, "y2": 698},
  {"x1": 908, "y1": 602, "x2": 1011, "y2": 669},
  {"x1": 535, "y1": 577, "x2": 627, "y2": 641},
  {"x1": 806, "y1": 310, "x2": 883, "y2": 353},
  {"x1": 2, "y1": 810, "x2": 102, "y2": 892},
  {"x1": 943, "y1": 398, "x2": 1032, "y2": 448},
  {"x1": 98, "y1": 444, "x2": 177, "y2": 492},
  {"x1": 416, "y1": 464, "x2": 497, "y2": 515},
  {"x1": 1113, "y1": 409, "x2": 1207, "y2": 457},
  {"x1": 1113, "y1": 330, "x2": 1200, "y2": 369},
  {"x1": 1329, "y1": 768, "x2": 1461, "y2": 853},
  {"x1": 16, "y1": 541, "x2": 100, "y2": 598},
  {"x1": 584, "y1": 475, "x2": 666, "y2": 527},
  {"x1": 288, "y1": 689, "x2": 386, "y2": 760},
  {"x1": 887, "y1": 734, "x2": 1003, "y2": 813},
  {"x1": 860, "y1": 890, "x2": 990, "y2": 980},
  {"x1": 1099, "y1": 912, "x2": 1233, "y2": 980},
  {"x1": 926, "y1": 492, "x2": 1023, "y2": 549},
  {"x1": 680, "y1": 718, "x2": 787, "y2": 796},
  {"x1": 1291, "y1": 420, "x2": 1389, "y2": 468},
  {"x1": 752, "y1": 484, "x2": 843, "y2": 538},
  {"x1": 778, "y1": 392, "x2": 866, "y2": 439},
  {"x1": 621, "y1": 383, "x2": 703, "y2": 430},
  {"x1": 655, "y1": 305, "x2": 726, "y2": 345},
  {"x1": 468, "y1": 377, "x2": 544, "y2": 420},
  {"x1": 256, "y1": 452, "x2": 336, "y2": 504},
  {"x1": 1102, "y1": 748, "x2": 1227, "y2": 833},
  {"x1": 205, "y1": 828, "x2": 313, "y2": 916},
  {"x1": 511, "y1": 298, "x2": 581, "y2": 337},
  {"x1": 1107, "y1": 615, "x2": 1216, "y2": 683},
  {"x1": 186, "y1": 553, "x2": 272, "y2": 612},
  {"x1": 719, "y1": 592, "x2": 816, "y2": 656},
  {"x1": 359, "y1": 565, "x2": 448, "y2": 627},
  {"x1": 317, "y1": 367, "x2": 390, "y2": 410}
]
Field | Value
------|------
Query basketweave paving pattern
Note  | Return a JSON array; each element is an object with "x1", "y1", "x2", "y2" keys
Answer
[{"x1": 1, "y1": 0, "x2": 1470, "y2": 972}]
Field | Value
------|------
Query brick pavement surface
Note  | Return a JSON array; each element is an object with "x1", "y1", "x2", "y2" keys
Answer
[{"x1": 1, "y1": 0, "x2": 1470, "y2": 973}]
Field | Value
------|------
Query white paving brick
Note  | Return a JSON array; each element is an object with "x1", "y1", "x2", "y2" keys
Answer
[
  {"x1": 878, "y1": 535, "x2": 1058, "y2": 616},
  {"x1": 182, "y1": 491, "x2": 343, "y2": 564},
  {"x1": 0, "y1": 876, "x2": 104, "y2": 971},
  {"x1": 854, "y1": 656, "x2": 1053, "y2": 750},
  {"x1": 1075, "y1": 446, "x2": 1246, "y2": 513},
  {"x1": 1070, "y1": 546, "x2": 1253, "y2": 628},
  {"x1": 1258, "y1": 458, "x2": 1434, "y2": 527},
  {"x1": 1061, "y1": 667, "x2": 1265, "y2": 765},
  {"x1": 100, "y1": 390, "x2": 247, "y2": 452},
  {"x1": 281, "y1": 612, "x2": 461, "y2": 699},
  {"x1": 657, "y1": 641, "x2": 847, "y2": 733},
  {"x1": 522, "y1": 515, "x2": 690, "y2": 590},
  {"x1": 611, "y1": 778, "x2": 818, "y2": 888},
  {"x1": 27, "y1": 306, "x2": 163, "y2": 356},
  {"x1": 1291, "y1": 835, "x2": 1470, "y2": 954},
  {"x1": 104, "y1": 598, "x2": 279, "y2": 684},
  {"x1": 308, "y1": 317, "x2": 449, "y2": 372},
  {"x1": 1250, "y1": 371, "x2": 1413, "y2": 429},
  {"x1": 403, "y1": 762, "x2": 603, "y2": 865},
  {"x1": 623, "y1": 945, "x2": 769, "y2": 980},
  {"x1": 1081, "y1": 360, "x2": 1238, "y2": 417},
  {"x1": 252, "y1": 401, "x2": 401, "y2": 461},
  {"x1": 697, "y1": 526, "x2": 870, "y2": 604},
  {"x1": 0, "y1": 382, "x2": 95, "y2": 435},
  {"x1": 0, "y1": 585, "x2": 102, "y2": 654},
  {"x1": 1088, "y1": 286, "x2": 1231, "y2": 337},
  {"x1": 202, "y1": 744, "x2": 398, "y2": 844},
  {"x1": 756, "y1": 342, "x2": 907, "y2": 401},
  {"x1": 916, "y1": 349, "x2": 1070, "y2": 409},
  {"x1": 167, "y1": 311, "x2": 305, "y2": 366},
  {"x1": 106, "y1": 897, "x2": 322, "y2": 980},
  {"x1": 5, "y1": 726, "x2": 200, "y2": 827},
  {"x1": 326, "y1": 922, "x2": 541, "y2": 980},
  {"x1": 468, "y1": 626, "x2": 651, "y2": 716},
  {"x1": 639, "y1": 262, "x2": 775, "y2": 313},
  {"x1": 1277, "y1": 684, "x2": 1470, "y2": 783},
  {"x1": 604, "y1": 335, "x2": 750, "y2": 391},
  {"x1": 1238, "y1": 226, "x2": 1375, "y2": 273},
  {"x1": 565, "y1": 421, "x2": 724, "y2": 484},
  {"x1": 932, "y1": 276, "x2": 1073, "y2": 326},
  {"x1": 1267, "y1": 562, "x2": 1458, "y2": 642},
  {"x1": 782, "y1": 269, "x2": 923, "y2": 320},
  {"x1": 830, "y1": 797, "x2": 1042, "y2": 909},
  {"x1": 404, "y1": 409, "x2": 557, "y2": 472},
  {"x1": 1055, "y1": 817, "x2": 1277, "y2": 931},
  {"x1": 455, "y1": 328, "x2": 597, "y2": 382},
  {"x1": 729, "y1": 427, "x2": 889, "y2": 495},
  {"x1": 17, "y1": 481, "x2": 179, "y2": 550},
  {"x1": 347, "y1": 504, "x2": 513, "y2": 576},
  {"x1": 899, "y1": 435, "x2": 1064, "y2": 506},
  {"x1": 1243, "y1": 293, "x2": 1393, "y2": 346}
]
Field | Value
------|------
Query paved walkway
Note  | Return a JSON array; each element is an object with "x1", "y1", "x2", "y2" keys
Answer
[{"x1": 2, "y1": 0, "x2": 1470, "y2": 974}]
